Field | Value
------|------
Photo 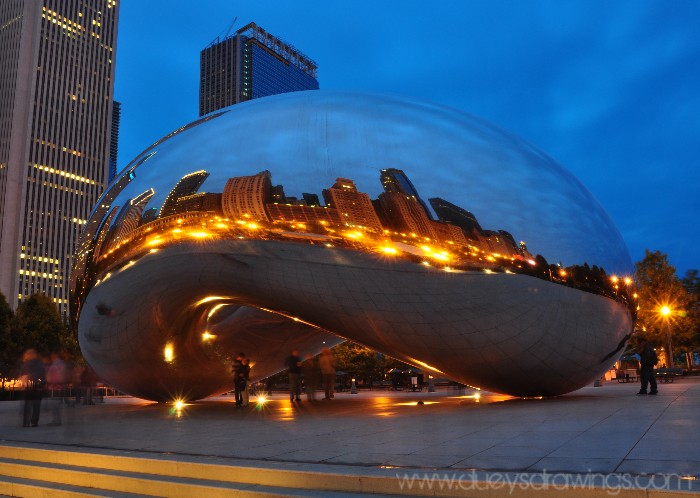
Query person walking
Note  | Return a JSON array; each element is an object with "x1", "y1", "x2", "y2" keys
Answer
[
  {"x1": 637, "y1": 339, "x2": 659, "y2": 395},
  {"x1": 285, "y1": 349, "x2": 303, "y2": 402},
  {"x1": 319, "y1": 348, "x2": 336, "y2": 400},
  {"x1": 19, "y1": 349, "x2": 45, "y2": 427}
]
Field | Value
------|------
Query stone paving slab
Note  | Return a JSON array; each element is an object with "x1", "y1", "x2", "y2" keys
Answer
[{"x1": 1, "y1": 378, "x2": 699, "y2": 483}]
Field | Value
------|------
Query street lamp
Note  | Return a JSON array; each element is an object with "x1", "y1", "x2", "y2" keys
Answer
[{"x1": 660, "y1": 305, "x2": 673, "y2": 367}]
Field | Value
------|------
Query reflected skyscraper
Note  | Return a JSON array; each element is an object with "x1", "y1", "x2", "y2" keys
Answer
[
  {"x1": 0, "y1": 1, "x2": 119, "y2": 314},
  {"x1": 160, "y1": 171, "x2": 209, "y2": 218},
  {"x1": 199, "y1": 22, "x2": 319, "y2": 115},
  {"x1": 323, "y1": 178, "x2": 383, "y2": 233}
]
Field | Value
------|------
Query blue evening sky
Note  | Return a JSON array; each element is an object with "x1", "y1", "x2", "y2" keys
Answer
[{"x1": 114, "y1": 0, "x2": 700, "y2": 276}]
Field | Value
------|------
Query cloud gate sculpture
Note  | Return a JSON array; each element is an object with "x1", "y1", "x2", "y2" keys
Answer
[{"x1": 70, "y1": 91, "x2": 635, "y2": 401}]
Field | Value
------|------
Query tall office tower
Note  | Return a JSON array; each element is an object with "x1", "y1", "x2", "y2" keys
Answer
[
  {"x1": 108, "y1": 100, "x2": 121, "y2": 183},
  {"x1": 222, "y1": 170, "x2": 272, "y2": 221},
  {"x1": 159, "y1": 170, "x2": 209, "y2": 218},
  {"x1": 322, "y1": 178, "x2": 383, "y2": 233},
  {"x1": 0, "y1": 0, "x2": 119, "y2": 314},
  {"x1": 380, "y1": 168, "x2": 433, "y2": 220},
  {"x1": 199, "y1": 22, "x2": 318, "y2": 116}
]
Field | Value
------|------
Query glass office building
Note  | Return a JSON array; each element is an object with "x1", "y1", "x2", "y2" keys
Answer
[{"x1": 199, "y1": 22, "x2": 318, "y2": 116}]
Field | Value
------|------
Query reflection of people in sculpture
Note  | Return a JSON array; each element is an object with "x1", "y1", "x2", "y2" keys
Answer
[
  {"x1": 285, "y1": 349, "x2": 303, "y2": 402},
  {"x1": 319, "y1": 348, "x2": 336, "y2": 400},
  {"x1": 636, "y1": 339, "x2": 658, "y2": 396}
]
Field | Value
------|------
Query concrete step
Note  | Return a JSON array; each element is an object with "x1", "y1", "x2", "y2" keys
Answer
[
  {"x1": 0, "y1": 473, "x2": 148, "y2": 497},
  {"x1": 0, "y1": 444, "x2": 410, "y2": 497},
  {"x1": 0, "y1": 445, "x2": 419, "y2": 498},
  {"x1": 1, "y1": 443, "x2": 698, "y2": 498}
]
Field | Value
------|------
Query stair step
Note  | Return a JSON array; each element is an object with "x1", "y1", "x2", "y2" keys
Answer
[
  {"x1": 0, "y1": 444, "x2": 408, "y2": 496},
  {"x1": 0, "y1": 457, "x2": 411, "y2": 498},
  {"x1": 0, "y1": 473, "x2": 148, "y2": 497}
]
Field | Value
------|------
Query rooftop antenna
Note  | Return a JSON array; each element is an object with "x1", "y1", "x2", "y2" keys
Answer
[{"x1": 206, "y1": 17, "x2": 238, "y2": 48}]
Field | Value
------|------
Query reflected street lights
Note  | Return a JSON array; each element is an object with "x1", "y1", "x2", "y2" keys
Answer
[{"x1": 660, "y1": 305, "x2": 673, "y2": 367}]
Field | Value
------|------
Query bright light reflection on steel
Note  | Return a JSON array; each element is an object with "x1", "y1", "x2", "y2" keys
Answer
[{"x1": 163, "y1": 344, "x2": 174, "y2": 363}]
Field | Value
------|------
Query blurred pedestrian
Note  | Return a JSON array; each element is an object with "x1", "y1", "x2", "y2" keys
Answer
[
  {"x1": 302, "y1": 354, "x2": 320, "y2": 401},
  {"x1": 46, "y1": 352, "x2": 69, "y2": 425},
  {"x1": 19, "y1": 349, "x2": 45, "y2": 427},
  {"x1": 319, "y1": 348, "x2": 336, "y2": 400},
  {"x1": 82, "y1": 366, "x2": 98, "y2": 405},
  {"x1": 285, "y1": 349, "x2": 303, "y2": 402}
]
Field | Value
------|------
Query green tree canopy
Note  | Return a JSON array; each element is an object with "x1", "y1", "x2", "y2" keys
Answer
[
  {"x1": 634, "y1": 250, "x2": 698, "y2": 366},
  {"x1": 10, "y1": 294, "x2": 78, "y2": 364},
  {"x1": 332, "y1": 341, "x2": 409, "y2": 384}
]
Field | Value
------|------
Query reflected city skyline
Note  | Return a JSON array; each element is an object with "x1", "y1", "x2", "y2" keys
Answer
[
  {"x1": 69, "y1": 91, "x2": 636, "y2": 401},
  {"x1": 73, "y1": 165, "x2": 636, "y2": 323}
]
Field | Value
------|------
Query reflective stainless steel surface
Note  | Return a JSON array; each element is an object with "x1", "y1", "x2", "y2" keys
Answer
[{"x1": 70, "y1": 91, "x2": 635, "y2": 401}]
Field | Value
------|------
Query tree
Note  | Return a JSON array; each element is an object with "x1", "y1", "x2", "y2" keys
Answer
[
  {"x1": 635, "y1": 251, "x2": 698, "y2": 367},
  {"x1": 681, "y1": 270, "x2": 700, "y2": 354},
  {"x1": 332, "y1": 342, "x2": 408, "y2": 385},
  {"x1": 11, "y1": 294, "x2": 78, "y2": 363},
  {"x1": 0, "y1": 292, "x2": 15, "y2": 377}
]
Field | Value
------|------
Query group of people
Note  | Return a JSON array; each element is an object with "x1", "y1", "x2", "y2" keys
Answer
[
  {"x1": 19, "y1": 348, "x2": 100, "y2": 427},
  {"x1": 234, "y1": 348, "x2": 337, "y2": 404},
  {"x1": 285, "y1": 347, "x2": 336, "y2": 402}
]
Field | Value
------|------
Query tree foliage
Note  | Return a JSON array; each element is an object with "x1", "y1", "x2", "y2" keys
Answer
[
  {"x1": 332, "y1": 341, "x2": 409, "y2": 384},
  {"x1": 9, "y1": 294, "x2": 79, "y2": 368},
  {"x1": 634, "y1": 250, "x2": 699, "y2": 366}
]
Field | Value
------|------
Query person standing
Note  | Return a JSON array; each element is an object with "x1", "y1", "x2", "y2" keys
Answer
[
  {"x1": 302, "y1": 354, "x2": 320, "y2": 401},
  {"x1": 637, "y1": 339, "x2": 659, "y2": 395},
  {"x1": 285, "y1": 349, "x2": 303, "y2": 402},
  {"x1": 239, "y1": 357, "x2": 251, "y2": 407},
  {"x1": 19, "y1": 349, "x2": 45, "y2": 427},
  {"x1": 319, "y1": 348, "x2": 336, "y2": 400},
  {"x1": 232, "y1": 353, "x2": 244, "y2": 407}
]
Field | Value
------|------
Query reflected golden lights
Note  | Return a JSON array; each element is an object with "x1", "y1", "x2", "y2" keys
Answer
[{"x1": 164, "y1": 344, "x2": 174, "y2": 363}]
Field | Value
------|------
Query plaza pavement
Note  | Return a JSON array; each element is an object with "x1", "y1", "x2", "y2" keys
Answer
[{"x1": 0, "y1": 377, "x2": 698, "y2": 496}]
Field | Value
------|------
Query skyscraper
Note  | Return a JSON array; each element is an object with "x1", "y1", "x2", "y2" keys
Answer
[
  {"x1": 199, "y1": 22, "x2": 318, "y2": 116},
  {"x1": 0, "y1": 1, "x2": 119, "y2": 314},
  {"x1": 322, "y1": 178, "x2": 383, "y2": 233},
  {"x1": 109, "y1": 100, "x2": 121, "y2": 183}
]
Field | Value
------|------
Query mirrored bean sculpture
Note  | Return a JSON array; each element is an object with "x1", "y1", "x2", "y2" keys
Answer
[{"x1": 70, "y1": 91, "x2": 636, "y2": 402}]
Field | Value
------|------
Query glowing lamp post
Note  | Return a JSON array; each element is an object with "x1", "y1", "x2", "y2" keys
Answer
[{"x1": 660, "y1": 305, "x2": 673, "y2": 368}]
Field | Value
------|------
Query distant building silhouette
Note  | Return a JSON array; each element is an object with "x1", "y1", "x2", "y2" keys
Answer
[
  {"x1": 109, "y1": 100, "x2": 121, "y2": 183},
  {"x1": 222, "y1": 170, "x2": 272, "y2": 221},
  {"x1": 429, "y1": 198, "x2": 483, "y2": 235},
  {"x1": 302, "y1": 193, "x2": 321, "y2": 207},
  {"x1": 380, "y1": 168, "x2": 433, "y2": 219},
  {"x1": 103, "y1": 189, "x2": 155, "y2": 253},
  {"x1": 267, "y1": 204, "x2": 342, "y2": 225},
  {"x1": 199, "y1": 22, "x2": 319, "y2": 115},
  {"x1": 171, "y1": 192, "x2": 223, "y2": 216},
  {"x1": 160, "y1": 171, "x2": 210, "y2": 218},
  {"x1": 378, "y1": 192, "x2": 434, "y2": 237},
  {"x1": 323, "y1": 178, "x2": 383, "y2": 233}
]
